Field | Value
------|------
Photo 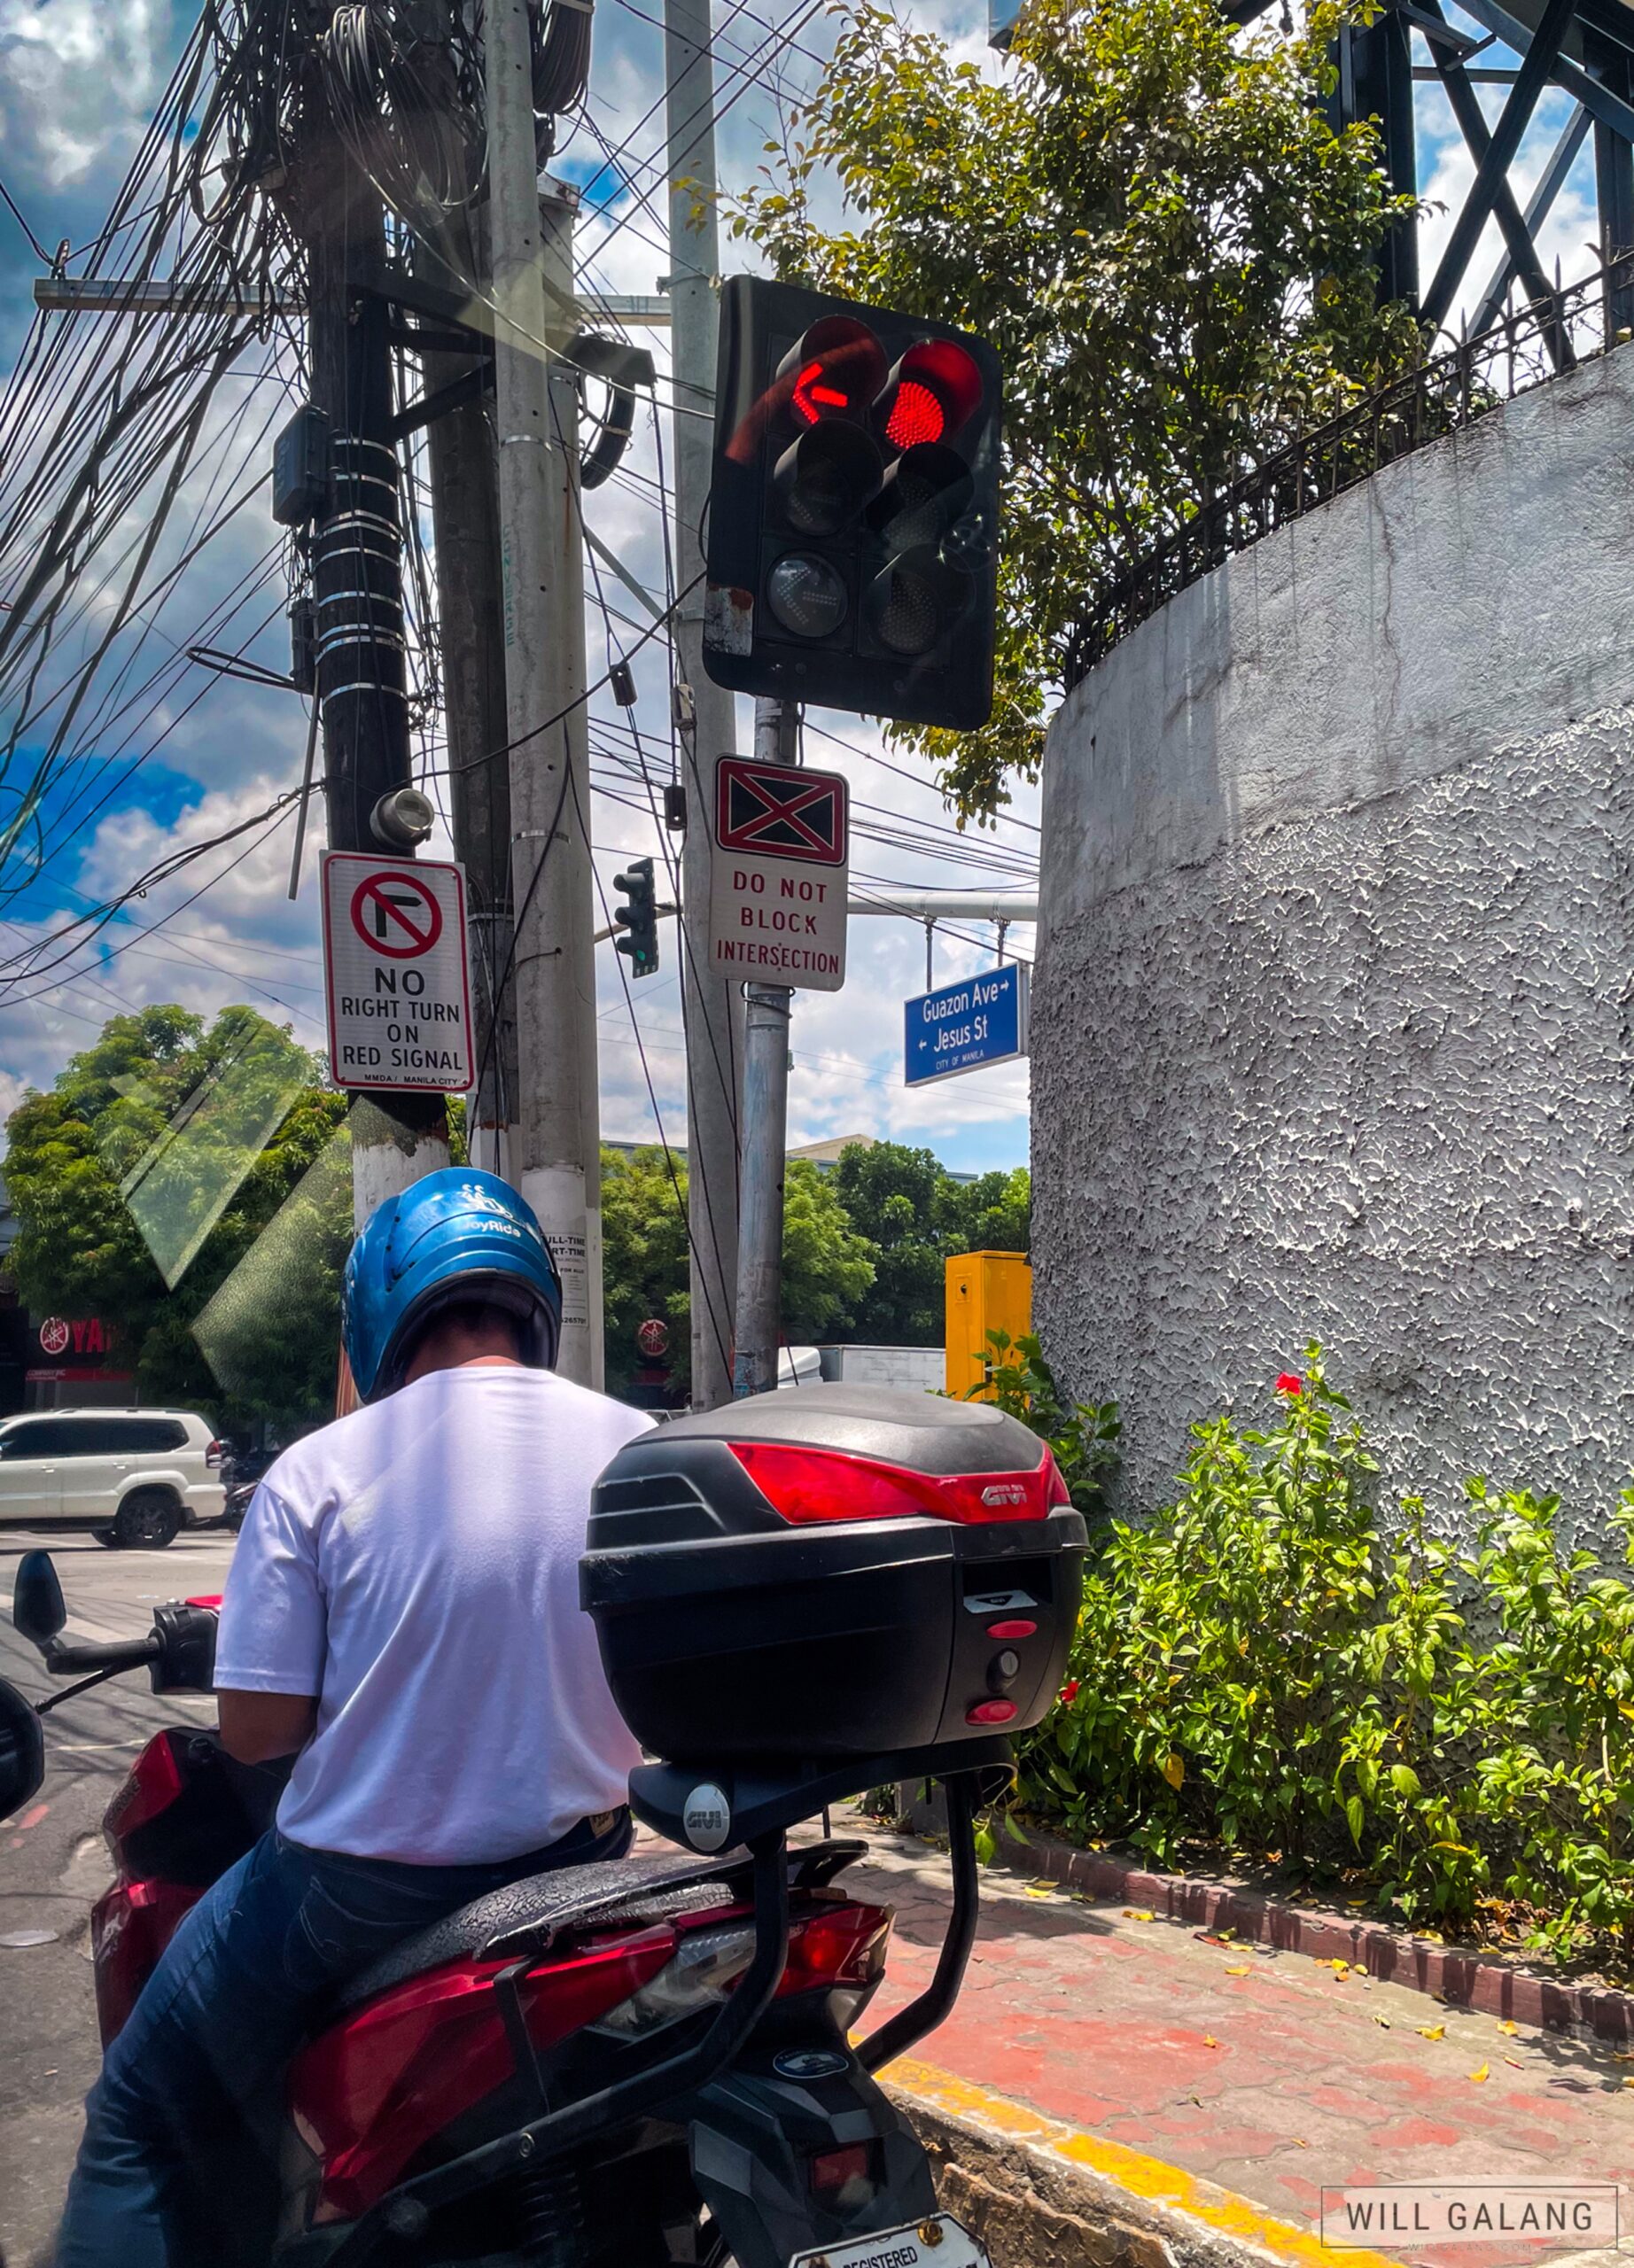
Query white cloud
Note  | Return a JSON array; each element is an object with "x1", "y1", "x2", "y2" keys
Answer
[{"x1": 0, "y1": 0, "x2": 170, "y2": 189}]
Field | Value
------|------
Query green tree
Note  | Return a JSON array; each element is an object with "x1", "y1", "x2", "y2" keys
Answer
[
  {"x1": 782, "y1": 1159, "x2": 876, "y2": 1341},
  {"x1": 599, "y1": 1147, "x2": 878, "y2": 1396},
  {"x1": 5, "y1": 1007, "x2": 349, "y2": 1434},
  {"x1": 601, "y1": 1146, "x2": 696, "y2": 1402},
  {"x1": 829, "y1": 1141, "x2": 1030, "y2": 1343},
  {"x1": 728, "y1": 0, "x2": 1419, "y2": 819}
]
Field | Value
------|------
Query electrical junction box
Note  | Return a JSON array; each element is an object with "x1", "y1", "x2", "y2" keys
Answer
[
  {"x1": 945, "y1": 1251, "x2": 1032, "y2": 1399},
  {"x1": 272, "y1": 404, "x2": 331, "y2": 527}
]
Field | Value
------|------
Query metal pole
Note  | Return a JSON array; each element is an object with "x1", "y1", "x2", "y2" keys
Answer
[
  {"x1": 303, "y1": 129, "x2": 449, "y2": 1225},
  {"x1": 732, "y1": 697, "x2": 797, "y2": 1397},
  {"x1": 665, "y1": 0, "x2": 743, "y2": 1410},
  {"x1": 486, "y1": 0, "x2": 603, "y2": 1383}
]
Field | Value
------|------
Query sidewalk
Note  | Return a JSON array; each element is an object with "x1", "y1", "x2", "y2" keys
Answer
[{"x1": 836, "y1": 1813, "x2": 1632, "y2": 2268}]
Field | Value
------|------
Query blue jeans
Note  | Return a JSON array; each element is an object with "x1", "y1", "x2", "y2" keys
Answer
[{"x1": 56, "y1": 1809, "x2": 633, "y2": 2268}]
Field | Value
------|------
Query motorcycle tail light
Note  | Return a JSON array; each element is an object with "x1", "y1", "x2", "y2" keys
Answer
[
  {"x1": 779, "y1": 1899, "x2": 891, "y2": 1995},
  {"x1": 590, "y1": 1899, "x2": 891, "y2": 2042},
  {"x1": 809, "y1": 2142, "x2": 878, "y2": 2207},
  {"x1": 591, "y1": 1922, "x2": 755, "y2": 2039}
]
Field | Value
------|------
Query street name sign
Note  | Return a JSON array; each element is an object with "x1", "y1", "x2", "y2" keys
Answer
[
  {"x1": 322, "y1": 850, "x2": 475, "y2": 1091},
  {"x1": 709, "y1": 756, "x2": 849, "y2": 992},
  {"x1": 904, "y1": 962, "x2": 1030, "y2": 1086}
]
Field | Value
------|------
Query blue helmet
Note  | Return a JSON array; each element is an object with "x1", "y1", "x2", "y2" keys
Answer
[{"x1": 342, "y1": 1169, "x2": 563, "y2": 1403}]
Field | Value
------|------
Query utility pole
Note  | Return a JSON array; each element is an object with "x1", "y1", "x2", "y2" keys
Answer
[
  {"x1": 665, "y1": 0, "x2": 743, "y2": 1410},
  {"x1": 731, "y1": 696, "x2": 798, "y2": 1397},
  {"x1": 486, "y1": 0, "x2": 603, "y2": 1383},
  {"x1": 423, "y1": 206, "x2": 517, "y2": 1179},
  {"x1": 301, "y1": 129, "x2": 449, "y2": 1225}
]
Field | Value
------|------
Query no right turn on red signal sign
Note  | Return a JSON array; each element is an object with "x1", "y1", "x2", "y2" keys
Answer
[{"x1": 321, "y1": 851, "x2": 475, "y2": 1091}]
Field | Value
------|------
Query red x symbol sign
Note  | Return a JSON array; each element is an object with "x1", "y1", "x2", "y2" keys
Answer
[{"x1": 715, "y1": 758, "x2": 849, "y2": 866}]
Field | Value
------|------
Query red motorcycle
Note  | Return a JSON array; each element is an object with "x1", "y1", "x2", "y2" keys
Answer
[{"x1": 0, "y1": 1386, "x2": 1085, "y2": 2268}]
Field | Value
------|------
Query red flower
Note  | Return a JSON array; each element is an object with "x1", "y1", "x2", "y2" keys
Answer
[
  {"x1": 1059, "y1": 1678, "x2": 1080, "y2": 1705},
  {"x1": 1275, "y1": 1373, "x2": 1303, "y2": 1396}
]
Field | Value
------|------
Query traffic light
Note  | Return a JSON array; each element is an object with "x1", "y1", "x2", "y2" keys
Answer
[
  {"x1": 703, "y1": 278, "x2": 1000, "y2": 731},
  {"x1": 613, "y1": 857, "x2": 659, "y2": 979}
]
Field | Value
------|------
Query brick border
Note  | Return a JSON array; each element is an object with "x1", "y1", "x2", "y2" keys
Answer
[
  {"x1": 884, "y1": 2054, "x2": 1409, "y2": 2268},
  {"x1": 893, "y1": 1787, "x2": 1634, "y2": 2047}
]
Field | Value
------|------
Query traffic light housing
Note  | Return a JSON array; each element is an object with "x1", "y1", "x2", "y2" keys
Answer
[
  {"x1": 613, "y1": 857, "x2": 659, "y2": 979},
  {"x1": 703, "y1": 278, "x2": 1000, "y2": 731}
]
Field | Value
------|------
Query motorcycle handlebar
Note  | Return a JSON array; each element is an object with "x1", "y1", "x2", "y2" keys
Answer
[{"x1": 47, "y1": 1634, "x2": 163, "y2": 1675}]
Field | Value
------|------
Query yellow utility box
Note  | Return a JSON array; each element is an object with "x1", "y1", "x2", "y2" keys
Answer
[{"x1": 945, "y1": 1251, "x2": 1032, "y2": 1399}]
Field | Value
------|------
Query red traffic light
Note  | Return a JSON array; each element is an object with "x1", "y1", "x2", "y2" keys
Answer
[
  {"x1": 774, "y1": 317, "x2": 886, "y2": 427},
  {"x1": 791, "y1": 362, "x2": 849, "y2": 425},
  {"x1": 878, "y1": 339, "x2": 984, "y2": 451}
]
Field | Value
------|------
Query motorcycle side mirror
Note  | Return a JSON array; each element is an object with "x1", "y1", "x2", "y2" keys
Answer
[
  {"x1": 13, "y1": 1550, "x2": 66, "y2": 1653},
  {"x1": 0, "y1": 1677, "x2": 44, "y2": 1821}
]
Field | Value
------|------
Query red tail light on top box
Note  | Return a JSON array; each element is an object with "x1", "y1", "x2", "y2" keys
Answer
[
  {"x1": 581, "y1": 1384, "x2": 1086, "y2": 1766},
  {"x1": 728, "y1": 1440, "x2": 1071, "y2": 1526}
]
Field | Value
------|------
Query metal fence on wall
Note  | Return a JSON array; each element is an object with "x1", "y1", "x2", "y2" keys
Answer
[{"x1": 1062, "y1": 257, "x2": 1634, "y2": 688}]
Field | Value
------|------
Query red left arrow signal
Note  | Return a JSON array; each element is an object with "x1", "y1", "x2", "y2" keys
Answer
[{"x1": 791, "y1": 360, "x2": 850, "y2": 426}]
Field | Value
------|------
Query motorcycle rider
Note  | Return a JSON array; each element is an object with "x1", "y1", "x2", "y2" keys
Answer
[{"x1": 55, "y1": 1169, "x2": 650, "y2": 2268}]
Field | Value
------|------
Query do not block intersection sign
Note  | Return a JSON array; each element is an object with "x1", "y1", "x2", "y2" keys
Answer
[
  {"x1": 322, "y1": 851, "x2": 475, "y2": 1091},
  {"x1": 708, "y1": 755, "x2": 849, "y2": 993}
]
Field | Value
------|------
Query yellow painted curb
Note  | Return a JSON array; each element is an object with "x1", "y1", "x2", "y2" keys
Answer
[{"x1": 880, "y1": 2053, "x2": 1409, "y2": 2268}]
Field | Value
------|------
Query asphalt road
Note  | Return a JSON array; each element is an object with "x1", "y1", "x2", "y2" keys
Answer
[{"x1": 0, "y1": 1522, "x2": 238, "y2": 2268}]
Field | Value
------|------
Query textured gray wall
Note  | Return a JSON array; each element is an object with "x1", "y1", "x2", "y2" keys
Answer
[{"x1": 1035, "y1": 346, "x2": 1634, "y2": 1530}]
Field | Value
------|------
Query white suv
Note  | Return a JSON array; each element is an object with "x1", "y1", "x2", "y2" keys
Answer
[{"x1": 0, "y1": 1410, "x2": 225, "y2": 1548}]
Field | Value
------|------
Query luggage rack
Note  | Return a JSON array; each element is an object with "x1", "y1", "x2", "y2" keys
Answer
[{"x1": 327, "y1": 1738, "x2": 1008, "y2": 2265}]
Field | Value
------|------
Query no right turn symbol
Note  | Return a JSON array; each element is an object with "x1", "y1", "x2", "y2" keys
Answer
[{"x1": 350, "y1": 869, "x2": 445, "y2": 959}]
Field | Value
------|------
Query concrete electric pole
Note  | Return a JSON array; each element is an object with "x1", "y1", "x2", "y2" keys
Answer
[
  {"x1": 731, "y1": 695, "x2": 798, "y2": 1397},
  {"x1": 486, "y1": 0, "x2": 603, "y2": 1384},
  {"x1": 302, "y1": 134, "x2": 450, "y2": 1226},
  {"x1": 422, "y1": 194, "x2": 519, "y2": 1182},
  {"x1": 665, "y1": 0, "x2": 743, "y2": 1410}
]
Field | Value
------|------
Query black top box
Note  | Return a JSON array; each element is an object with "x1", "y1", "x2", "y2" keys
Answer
[{"x1": 581, "y1": 1386, "x2": 1086, "y2": 1767}]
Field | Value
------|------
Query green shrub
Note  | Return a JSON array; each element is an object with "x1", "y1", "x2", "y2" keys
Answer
[
  {"x1": 1002, "y1": 1346, "x2": 1634, "y2": 1968},
  {"x1": 966, "y1": 1329, "x2": 1119, "y2": 1515}
]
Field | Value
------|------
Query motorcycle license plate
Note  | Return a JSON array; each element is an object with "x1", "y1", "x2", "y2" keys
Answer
[{"x1": 790, "y1": 2214, "x2": 991, "y2": 2268}]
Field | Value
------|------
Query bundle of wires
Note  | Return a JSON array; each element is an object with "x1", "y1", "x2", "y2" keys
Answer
[
  {"x1": 0, "y1": 0, "x2": 595, "y2": 993},
  {"x1": 0, "y1": 0, "x2": 307, "y2": 914}
]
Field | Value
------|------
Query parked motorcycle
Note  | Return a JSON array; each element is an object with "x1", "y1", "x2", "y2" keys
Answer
[
  {"x1": 222, "y1": 1442, "x2": 278, "y2": 1529},
  {"x1": 0, "y1": 1386, "x2": 1085, "y2": 2268}
]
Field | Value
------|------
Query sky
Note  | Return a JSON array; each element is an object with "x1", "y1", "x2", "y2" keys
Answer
[{"x1": 0, "y1": 0, "x2": 1610, "y2": 1180}]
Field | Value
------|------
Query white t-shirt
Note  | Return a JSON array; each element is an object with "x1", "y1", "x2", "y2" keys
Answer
[{"x1": 214, "y1": 1365, "x2": 649, "y2": 1864}]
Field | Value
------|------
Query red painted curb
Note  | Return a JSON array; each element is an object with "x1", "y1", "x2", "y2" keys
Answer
[{"x1": 895, "y1": 1788, "x2": 1634, "y2": 2046}]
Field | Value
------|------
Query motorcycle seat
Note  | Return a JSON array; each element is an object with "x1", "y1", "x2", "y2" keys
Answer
[{"x1": 334, "y1": 1847, "x2": 749, "y2": 2012}]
